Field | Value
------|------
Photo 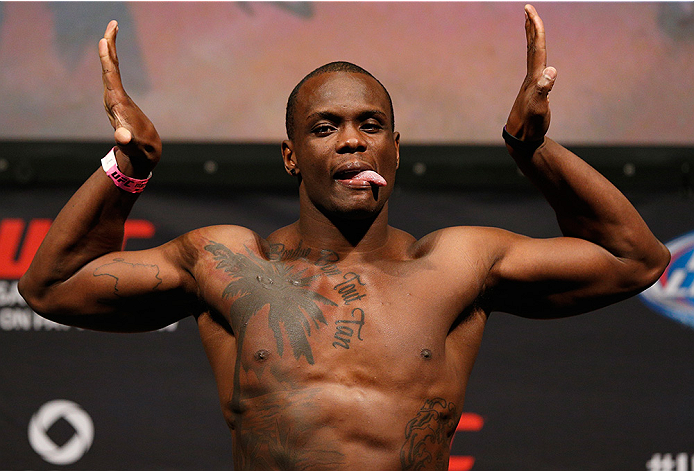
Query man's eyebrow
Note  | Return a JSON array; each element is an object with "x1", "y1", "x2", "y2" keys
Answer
[
  {"x1": 358, "y1": 110, "x2": 388, "y2": 121},
  {"x1": 306, "y1": 109, "x2": 388, "y2": 122},
  {"x1": 306, "y1": 111, "x2": 340, "y2": 122}
]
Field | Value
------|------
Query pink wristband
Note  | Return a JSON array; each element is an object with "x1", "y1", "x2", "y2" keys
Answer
[{"x1": 100, "y1": 147, "x2": 151, "y2": 193}]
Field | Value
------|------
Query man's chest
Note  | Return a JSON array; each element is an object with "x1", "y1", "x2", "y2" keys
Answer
[{"x1": 197, "y1": 242, "x2": 483, "y2": 365}]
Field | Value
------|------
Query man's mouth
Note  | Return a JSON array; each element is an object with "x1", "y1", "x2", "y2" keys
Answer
[{"x1": 334, "y1": 170, "x2": 387, "y2": 187}]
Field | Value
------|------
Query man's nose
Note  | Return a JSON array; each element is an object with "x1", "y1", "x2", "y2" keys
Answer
[{"x1": 336, "y1": 126, "x2": 367, "y2": 153}]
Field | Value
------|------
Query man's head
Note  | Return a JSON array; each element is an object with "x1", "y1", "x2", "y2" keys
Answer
[
  {"x1": 281, "y1": 62, "x2": 400, "y2": 221},
  {"x1": 285, "y1": 61, "x2": 394, "y2": 141}
]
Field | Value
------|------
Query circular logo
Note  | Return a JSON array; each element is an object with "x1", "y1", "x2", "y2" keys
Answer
[
  {"x1": 640, "y1": 230, "x2": 694, "y2": 330},
  {"x1": 28, "y1": 399, "x2": 94, "y2": 465}
]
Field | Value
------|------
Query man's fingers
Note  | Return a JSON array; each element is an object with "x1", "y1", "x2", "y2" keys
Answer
[
  {"x1": 524, "y1": 6, "x2": 533, "y2": 50},
  {"x1": 95, "y1": 20, "x2": 161, "y2": 164},
  {"x1": 103, "y1": 19, "x2": 118, "y2": 56},
  {"x1": 99, "y1": 19, "x2": 129, "y2": 135},
  {"x1": 99, "y1": 20, "x2": 119, "y2": 70},
  {"x1": 99, "y1": 20, "x2": 123, "y2": 94},
  {"x1": 507, "y1": 5, "x2": 555, "y2": 141},
  {"x1": 524, "y1": 4, "x2": 547, "y2": 77}
]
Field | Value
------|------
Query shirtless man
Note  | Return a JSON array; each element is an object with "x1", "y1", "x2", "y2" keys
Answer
[{"x1": 19, "y1": 5, "x2": 669, "y2": 470}]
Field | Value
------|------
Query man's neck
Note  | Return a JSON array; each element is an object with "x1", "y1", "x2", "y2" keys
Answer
[{"x1": 296, "y1": 203, "x2": 392, "y2": 257}]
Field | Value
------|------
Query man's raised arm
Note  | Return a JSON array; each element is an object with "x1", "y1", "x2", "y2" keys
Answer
[
  {"x1": 18, "y1": 21, "x2": 197, "y2": 332},
  {"x1": 486, "y1": 5, "x2": 670, "y2": 317}
]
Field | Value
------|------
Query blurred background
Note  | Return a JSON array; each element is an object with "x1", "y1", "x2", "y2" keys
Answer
[{"x1": 1, "y1": 2, "x2": 693, "y2": 470}]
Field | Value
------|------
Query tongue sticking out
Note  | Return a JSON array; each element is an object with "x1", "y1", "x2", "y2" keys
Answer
[{"x1": 349, "y1": 170, "x2": 387, "y2": 187}]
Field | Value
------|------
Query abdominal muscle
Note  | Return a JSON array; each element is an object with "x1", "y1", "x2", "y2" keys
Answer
[
  {"x1": 221, "y1": 321, "x2": 475, "y2": 471},
  {"x1": 230, "y1": 379, "x2": 460, "y2": 471},
  {"x1": 196, "y1": 298, "x2": 484, "y2": 471},
  {"x1": 197, "y1": 299, "x2": 484, "y2": 471}
]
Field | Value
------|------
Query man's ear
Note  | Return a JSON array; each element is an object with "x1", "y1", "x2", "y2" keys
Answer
[
  {"x1": 281, "y1": 140, "x2": 299, "y2": 176},
  {"x1": 393, "y1": 132, "x2": 400, "y2": 169}
]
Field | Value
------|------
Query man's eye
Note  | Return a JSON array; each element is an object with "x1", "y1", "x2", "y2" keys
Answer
[
  {"x1": 362, "y1": 122, "x2": 383, "y2": 133},
  {"x1": 313, "y1": 125, "x2": 335, "y2": 135}
]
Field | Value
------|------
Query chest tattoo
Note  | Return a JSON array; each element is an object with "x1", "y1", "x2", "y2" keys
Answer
[{"x1": 204, "y1": 241, "x2": 337, "y2": 365}]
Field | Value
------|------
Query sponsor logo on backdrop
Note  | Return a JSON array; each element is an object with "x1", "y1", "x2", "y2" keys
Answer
[
  {"x1": 0, "y1": 218, "x2": 156, "y2": 279},
  {"x1": 640, "y1": 230, "x2": 694, "y2": 330},
  {"x1": 448, "y1": 413, "x2": 484, "y2": 471},
  {"x1": 28, "y1": 400, "x2": 94, "y2": 465},
  {"x1": 0, "y1": 218, "x2": 176, "y2": 331},
  {"x1": 646, "y1": 453, "x2": 694, "y2": 471}
]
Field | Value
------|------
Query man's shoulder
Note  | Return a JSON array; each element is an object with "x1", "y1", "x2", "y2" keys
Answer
[
  {"x1": 176, "y1": 224, "x2": 266, "y2": 255},
  {"x1": 411, "y1": 225, "x2": 516, "y2": 259}
]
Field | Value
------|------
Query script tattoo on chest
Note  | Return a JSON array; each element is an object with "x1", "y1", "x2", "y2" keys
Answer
[
  {"x1": 315, "y1": 249, "x2": 341, "y2": 276},
  {"x1": 333, "y1": 272, "x2": 367, "y2": 304},
  {"x1": 329, "y1": 269, "x2": 368, "y2": 350},
  {"x1": 268, "y1": 243, "x2": 370, "y2": 351},
  {"x1": 332, "y1": 307, "x2": 365, "y2": 349}
]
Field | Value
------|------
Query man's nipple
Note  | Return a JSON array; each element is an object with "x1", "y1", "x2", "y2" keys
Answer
[{"x1": 254, "y1": 349, "x2": 271, "y2": 362}]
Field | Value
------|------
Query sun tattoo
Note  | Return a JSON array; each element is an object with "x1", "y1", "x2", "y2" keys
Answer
[{"x1": 204, "y1": 241, "x2": 337, "y2": 365}]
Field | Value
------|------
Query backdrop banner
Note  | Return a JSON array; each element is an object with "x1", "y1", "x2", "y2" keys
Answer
[
  {"x1": 1, "y1": 185, "x2": 692, "y2": 470},
  {"x1": 2, "y1": 2, "x2": 693, "y2": 145}
]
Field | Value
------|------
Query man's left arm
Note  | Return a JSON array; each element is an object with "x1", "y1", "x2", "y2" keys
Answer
[{"x1": 488, "y1": 5, "x2": 670, "y2": 317}]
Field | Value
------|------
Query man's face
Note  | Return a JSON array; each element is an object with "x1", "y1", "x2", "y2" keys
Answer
[{"x1": 282, "y1": 71, "x2": 400, "y2": 220}]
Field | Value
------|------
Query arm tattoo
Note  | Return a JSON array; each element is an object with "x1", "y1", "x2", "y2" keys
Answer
[{"x1": 92, "y1": 258, "x2": 162, "y2": 296}]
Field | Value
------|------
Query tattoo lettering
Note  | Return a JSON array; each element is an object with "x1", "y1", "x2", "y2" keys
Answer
[
  {"x1": 315, "y1": 249, "x2": 341, "y2": 276},
  {"x1": 400, "y1": 398, "x2": 457, "y2": 471},
  {"x1": 92, "y1": 258, "x2": 162, "y2": 296},
  {"x1": 333, "y1": 272, "x2": 366, "y2": 305},
  {"x1": 266, "y1": 241, "x2": 312, "y2": 262},
  {"x1": 332, "y1": 308, "x2": 365, "y2": 349}
]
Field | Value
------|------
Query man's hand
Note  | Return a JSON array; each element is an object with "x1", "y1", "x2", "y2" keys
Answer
[
  {"x1": 505, "y1": 4, "x2": 557, "y2": 144},
  {"x1": 99, "y1": 20, "x2": 161, "y2": 176}
]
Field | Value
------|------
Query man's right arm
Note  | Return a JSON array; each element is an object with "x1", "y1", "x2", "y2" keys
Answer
[
  {"x1": 17, "y1": 167, "x2": 200, "y2": 332},
  {"x1": 18, "y1": 21, "x2": 198, "y2": 332}
]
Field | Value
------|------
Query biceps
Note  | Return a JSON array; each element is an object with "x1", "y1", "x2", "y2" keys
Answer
[
  {"x1": 488, "y1": 236, "x2": 633, "y2": 317},
  {"x1": 38, "y1": 246, "x2": 198, "y2": 330},
  {"x1": 84, "y1": 252, "x2": 171, "y2": 300}
]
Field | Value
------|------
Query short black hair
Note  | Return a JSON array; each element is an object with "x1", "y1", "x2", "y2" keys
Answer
[{"x1": 285, "y1": 61, "x2": 394, "y2": 140}]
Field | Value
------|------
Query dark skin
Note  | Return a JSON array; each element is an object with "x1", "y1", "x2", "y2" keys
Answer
[{"x1": 19, "y1": 5, "x2": 669, "y2": 470}]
